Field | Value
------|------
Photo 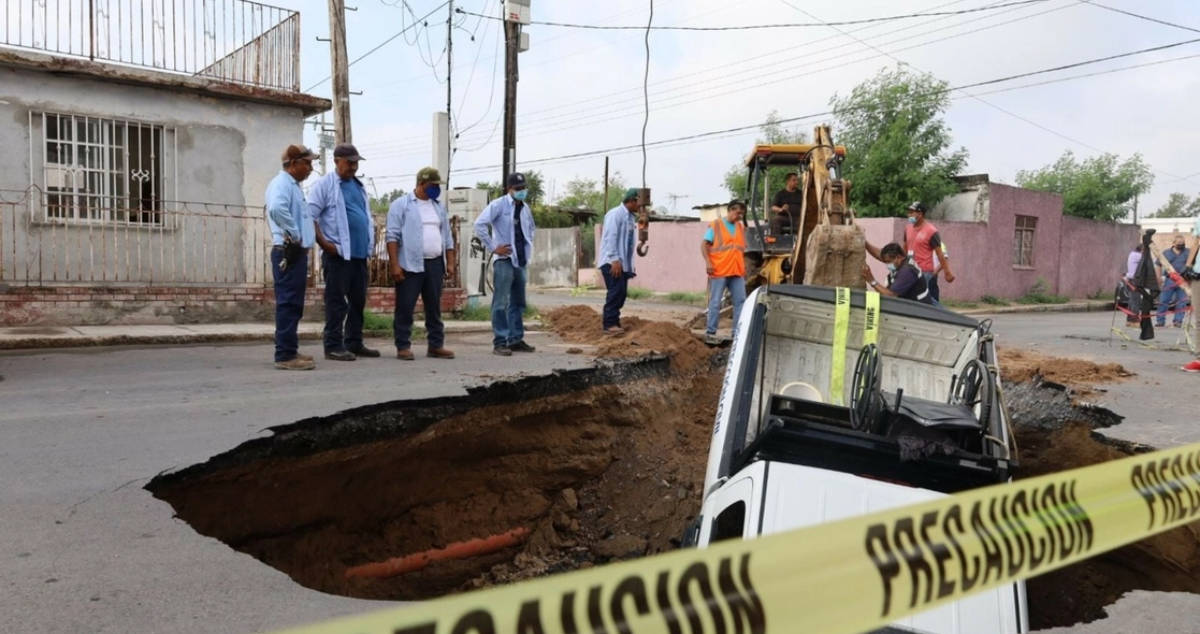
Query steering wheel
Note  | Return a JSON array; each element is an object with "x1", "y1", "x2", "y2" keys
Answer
[
  {"x1": 950, "y1": 358, "x2": 995, "y2": 427},
  {"x1": 849, "y1": 344, "x2": 882, "y2": 434}
]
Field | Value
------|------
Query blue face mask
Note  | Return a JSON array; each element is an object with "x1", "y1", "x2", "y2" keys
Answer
[
  {"x1": 512, "y1": 189, "x2": 528, "y2": 202},
  {"x1": 887, "y1": 262, "x2": 897, "y2": 273},
  {"x1": 424, "y1": 185, "x2": 441, "y2": 201},
  {"x1": 907, "y1": 216, "x2": 918, "y2": 225}
]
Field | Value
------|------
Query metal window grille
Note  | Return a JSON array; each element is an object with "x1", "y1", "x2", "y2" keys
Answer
[
  {"x1": 1013, "y1": 215, "x2": 1036, "y2": 267},
  {"x1": 33, "y1": 112, "x2": 176, "y2": 225}
]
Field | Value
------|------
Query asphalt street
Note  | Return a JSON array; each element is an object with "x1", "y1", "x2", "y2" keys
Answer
[{"x1": 0, "y1": 308, "x2": 1196, "y2": 633}]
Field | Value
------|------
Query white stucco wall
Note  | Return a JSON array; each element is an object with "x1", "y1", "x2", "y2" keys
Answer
[{"x1": 0, "y1": 64, "x2": 310, "y2": 285}]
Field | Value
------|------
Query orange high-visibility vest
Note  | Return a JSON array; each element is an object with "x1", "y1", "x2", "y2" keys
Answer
[{"x1": 708, "y1": 218, "x2": 746, "y2": 278}]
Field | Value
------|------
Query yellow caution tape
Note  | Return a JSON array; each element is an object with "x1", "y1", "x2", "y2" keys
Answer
[
  {"x1": 863, "y1": 290, "x2": 880, "y2": 348},
  {"x1": 830, "y1": 287, "x2": 850, "y2": 405},
  {"x1": 274, "y1": 440, "x2": 1200, "y2": 634}
]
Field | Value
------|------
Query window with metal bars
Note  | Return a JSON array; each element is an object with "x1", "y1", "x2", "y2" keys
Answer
[
  {"x1": 1013, "y1": 215, "x2": 1036, "y2": 268},
  {"x1": 32, "y1": 112, "x2": 174, "y2": 224}
]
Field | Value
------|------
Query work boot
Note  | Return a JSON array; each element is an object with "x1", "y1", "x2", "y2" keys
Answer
[
  {"x1": 275, "y1": 357, "x2": 315, "y2": 371},
  {"x1": 493, "y1": 346, "x2": 513, "y2": 356},
  {"x1": 296, "y1": 352, "x2": 314, "y2": 362},
  {"x1": 396, "y1": 348, "x2": 415, "y2": 361},
  {"x1": 349, "y1": 345, "x2": 381, "y2": 358},
  {"x1": 508, "y1": 341, "x2": 535, "y2": 353},
  {"x1": 325, "y1": 349, "x2": 357, "y2": 361},
  {"x1": 603, "y1": 325, "x2": 625, "y2": 336},
  {"x1": 428, "y1": 347, "x2": 456, "y2": 359},
  {"x1": 704, "y1": 333, "x2": 720, "y2": 346}
]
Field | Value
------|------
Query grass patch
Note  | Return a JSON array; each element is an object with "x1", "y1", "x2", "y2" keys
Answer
[
  {"x1": 941, "y1": 299, "x2": 979, "y2": 309},
  {"x1": 524, "y1": 304, "x2": 540, "y2": 319},
  {"x1": 980, "y1": 295, "x2": 1009, "y2": 306},
  {"x1": 626, "y1": 287, "x2": 653, "y2": 300},
  {"x1": 569, "y1": 285, "x2": 597, "y2": 297},
  {"x1": 363, "y1": 310, "x2": 393, "y2": 331},
  {"x1": 666, "y1": 291, "x2": 706, "y2": 304},
  {"x1": 451, "y1": 303, "x2": 539, "y2": 321},
  {"x1": 1016, "y1": 278, "x2": 1069, "y2": 305},
  {"x1": 1087, "y1": 288, "x2": 1110, "y2": 300}
]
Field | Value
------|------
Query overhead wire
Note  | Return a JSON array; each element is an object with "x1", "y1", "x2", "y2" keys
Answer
[
  {"x1": 368, "y1": 39, "x2": 1200, "y2": 181},
  {"x1": 642, "y1": 0, "x2": 652, "y2": 188},
  {"x1": 306, "y1": 0, "x2": 450, "y2": 91},
  {"x1": 1081, "y1": 1, "x2": 1200, "y2": 34},
  {"x1": 453, "y1": 0, "x2": 1051, "y2": 31},
  {"x1": 366, "y1": 0, "x2": 1051, "y2": 156}
]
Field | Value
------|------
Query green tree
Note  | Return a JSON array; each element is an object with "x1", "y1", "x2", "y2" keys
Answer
[
  {"x1": 722, "y1": 111, "x2": 808, "y2": 200},
  {"x1": 1150, "y1": 192, "x2": 1200, "y2": 218},
  {"x1": 556, "y1": 173, "x2": 629, "y2": 213},
  {"x1": 830, "y1": 67, "x2": 968, "y2": 217},
  {"x1": 369, "y1": 188, "x2": 405, "y2": 215},
  {"x1": 1015, "y1": 151, "x2": 1153, "y2": 221}
]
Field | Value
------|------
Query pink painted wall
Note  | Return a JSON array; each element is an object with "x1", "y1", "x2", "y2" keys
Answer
[
  {"x1": 1058, "y1": 216, "x2": 1140, "y2": 298},
  {"x1": 594, "y1": 222, "x2": 711, "y2": 292}
]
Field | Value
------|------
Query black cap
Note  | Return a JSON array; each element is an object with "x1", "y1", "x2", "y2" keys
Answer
[
  {"x1": 333, "y1": 143, "x2": 364, "y2": 162},
  {"x1": 907, "y1": 201, "x2": 927, "y2": 213},
  {"x1": 506, "y1": 172, "x2": 527, "y2": 188}
]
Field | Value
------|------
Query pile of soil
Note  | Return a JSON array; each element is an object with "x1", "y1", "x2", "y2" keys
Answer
[
  {"x1": 148, "y1": 318, "x2": 719, "y2": 601},
  {"x1": 999, "y1": 348, "x2": 1133, "y2": 397},
  {"x1": 545, "y1": 305, "x2": 713, "y2": 371}
]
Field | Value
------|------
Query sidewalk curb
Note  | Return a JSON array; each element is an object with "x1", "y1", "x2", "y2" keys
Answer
[
  {"x1": 0, "y1": 321, "x2": 516, "y2": 351},
  {"x1": 958, "y1": 300, "x2": 1113, "y2": 316}
]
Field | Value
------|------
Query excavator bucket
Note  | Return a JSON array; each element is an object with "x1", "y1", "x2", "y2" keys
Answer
[
  {"x1": 789, "y1": 125, "x2": 867, "y2": 288},
  {"x1": 803, "y1": 224, "x2": 866, "y2": 288}
]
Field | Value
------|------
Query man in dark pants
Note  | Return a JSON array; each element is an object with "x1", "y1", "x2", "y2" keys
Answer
[
  {"x1": 265, "y1": 144, "x2": 319, "y2": 370},
  {"x1": 309, "y1": 143, "x2": 381, "y2": 361},
  {"x1": 473, "y1": 173, "x2": 537, "y2": 356},
  {"x1": 597, "y1": 188, "x2": 640, "y2": 334},
  {"x1": 386, "y1": 167, "x2": 457, "y2": 360}
]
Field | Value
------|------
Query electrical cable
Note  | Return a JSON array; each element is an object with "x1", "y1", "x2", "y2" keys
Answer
[
  {"x1": 1081, "y1": 1, "x2": 1200, "y2": 34},
  {"x1": 306, "y1": 0, "x2": 450, "y2": 91},
  {"x1": 642, "y1": 0, "x2": 652, "y2": 188},
  {"x1": 369, "y1": 40, "x2": 1200, "y2": 180},
  {"x1": 454, "y1": 0, "x2": 1050, "y2": 31}
]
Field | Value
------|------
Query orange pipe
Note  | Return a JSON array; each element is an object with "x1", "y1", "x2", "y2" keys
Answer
[{"x1": 345, "y1": 527, "x2": 530, "y2": 580}]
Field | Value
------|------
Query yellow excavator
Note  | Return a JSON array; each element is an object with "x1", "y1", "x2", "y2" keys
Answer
[{"x1": 740, "y1": 125, "x2": 865, "y2": 289}]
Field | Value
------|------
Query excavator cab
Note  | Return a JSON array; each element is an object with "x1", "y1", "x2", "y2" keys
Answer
[{"x1": 740, "y1": 136, "x2": 850, "y2": 288}]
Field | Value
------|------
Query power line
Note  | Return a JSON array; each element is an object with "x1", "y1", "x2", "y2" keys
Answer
[
  {"x1": 1082, "y1": 1, "x2": 1200, "y2": 35},
  {"x1": 454, "y1": 0, "x2": 1050, "y2": 31},
  {"x1": 366, "y1": 0, "x2": 1055, "y2": 156},
  {"x1": 642, "y1": 0, "x2": 652, "y2": 188},
  {"x1": 370, "y1": 39, "x2": 1200, "y2": 180},
  {"x1": 306, "y1": 0, "x2": 450, "y2": 91}
]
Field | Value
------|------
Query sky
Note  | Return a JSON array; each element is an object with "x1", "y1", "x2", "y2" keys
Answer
[{"x1": 283, "y1": 0, "x2": 1200, "y2": 218}]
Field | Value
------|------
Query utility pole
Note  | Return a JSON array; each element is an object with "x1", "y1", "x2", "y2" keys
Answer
[
  {"x1": 327, "y1": 0, "x2": 352, "y2": 143},
  {"x1": 502, "y1": 19, "x2": 518, "y2": 182},
  {"x1": 602, "y1": 156, "x2": 609, "y2": 210}
]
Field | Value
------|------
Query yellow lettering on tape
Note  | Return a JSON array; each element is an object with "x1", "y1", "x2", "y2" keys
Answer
[
  {"x1": 863, "y1": 290, "x2": 880, "y2": 348},
  {"x1": 829, "y1": 287, "x2": 850, "y2": 406},
  {"x1": 273, "y1": 441, "x2": 1200, "y2": 634}
]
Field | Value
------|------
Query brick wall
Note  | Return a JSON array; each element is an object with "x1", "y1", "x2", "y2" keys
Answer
[{"x1": 0, "y1": 284, "x2": 466, "y2": 326}]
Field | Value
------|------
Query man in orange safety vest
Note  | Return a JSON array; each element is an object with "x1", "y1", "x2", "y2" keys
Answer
[{"x1": 701, "y1": 201, "x2": 747, "y2": 345}]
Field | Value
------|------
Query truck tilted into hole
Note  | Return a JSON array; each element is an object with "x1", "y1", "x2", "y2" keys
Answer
[{"x1": 693, "y1": 285, "x2": 1028, "y2": 634}]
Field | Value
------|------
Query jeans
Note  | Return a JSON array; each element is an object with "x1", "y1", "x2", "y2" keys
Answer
[
  {"x1": 394, "y1": 256, "x2": 446, "y2": 350},
  {"x1": 600, "y1": 263, "x2": 632, "y2": 329},
  {"x1": 322, "y1": 254, "x2": 368, "y2": 352},
  {"x1": 271, "y1": 247, "x2": 308, "y2": 362},
  {"x1": 1156, "y1": 284, "x2": 1189, "y2": 325},
  {"x1": 706, "y1": 276, "x2": 746, "y2": 335},
  {"x1": 491, "y1": 258, "x2": 527, "y2": 348},
  {"x1": 922, "y1": 271, "x2": 942, "y2": 303}
]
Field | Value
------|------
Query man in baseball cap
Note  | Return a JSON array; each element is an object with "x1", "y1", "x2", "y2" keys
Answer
[
  {"x1": 474, "y1": 172, "x2": 537, "y2": 355},
  {"x1": 266, "y1": 144, "x2": 319, "y2": 370}
]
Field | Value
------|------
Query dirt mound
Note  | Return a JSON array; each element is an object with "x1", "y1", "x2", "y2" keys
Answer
[
  {"x1": 545, "y1": 305, "x2": 713, "y2": 371},
  {"x1": 999, "y1": 348, "x2": 1133, "y2": 396},
  {"x1": 148, "y1": 354, "x2": 719, "y2": 601}
]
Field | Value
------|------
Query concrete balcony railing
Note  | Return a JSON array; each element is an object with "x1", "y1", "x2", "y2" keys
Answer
[{"x1": 0, "y1": 0, "x2": 301, "y2": 91}]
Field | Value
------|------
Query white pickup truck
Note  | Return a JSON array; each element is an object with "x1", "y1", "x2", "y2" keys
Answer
[{"x1": 690, "y1": 285, "x2": 1028, "y2": 634}]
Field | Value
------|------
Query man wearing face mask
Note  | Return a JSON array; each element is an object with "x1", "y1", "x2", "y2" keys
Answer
[
  {"x1": 310, "y1": 143, "x2": 381, "y2": 362},
  {"x1": 597, "y1": 188, "x2": 641, "y2": 335},
  {"x1": 874, "y1": 201, "x2": 954, "y2": 303},
  {"x1": 386, "y1": 167, "x2": 457, "y2": 360},
  {"x1": 474, "y1": 172, "x2": 537, "y2": 356},
  {"x1": 862, "y1": 242, "x2": 934, "y2": 305},
  {"x1": 1156, "y1": 233, "x2": 1190, "y2": 328}
]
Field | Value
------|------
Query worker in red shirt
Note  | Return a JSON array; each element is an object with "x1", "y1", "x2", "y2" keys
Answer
[{"x1": 901, "y1": 201, "x2": 954, "y2": 302}]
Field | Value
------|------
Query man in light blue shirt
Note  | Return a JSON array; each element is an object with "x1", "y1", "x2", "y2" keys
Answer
[
  {"x1": 265, "y1": 144, "x2": 318, "y2": 370},
  {"x1": 474, "y1": 172, "x2": 537, "y2": 356},
  {"x1": 309, "y1": 143, "x2": 380, "y2": 362},
  {"x1": 386, "y1": 167, "x2": 457, "y2": 361},
  {"x1": 597, "y1": 188, "x2": 641, "y2": 334}
]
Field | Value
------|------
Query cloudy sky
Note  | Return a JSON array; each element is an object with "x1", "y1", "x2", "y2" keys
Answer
[{"x1": 287, "y1": 0, "x2": 1200, "y2": 217}]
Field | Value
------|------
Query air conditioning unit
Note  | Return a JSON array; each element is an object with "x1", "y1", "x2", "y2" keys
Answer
[{"x1": 503, "y1": 0, "x2": 530, "y2": 25}]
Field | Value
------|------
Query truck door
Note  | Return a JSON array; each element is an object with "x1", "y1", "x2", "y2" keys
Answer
[{"x1": 697, "y1": 472, "x2": 759, "y2": 545}]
